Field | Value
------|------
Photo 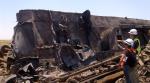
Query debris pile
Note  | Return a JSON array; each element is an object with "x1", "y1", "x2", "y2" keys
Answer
[
  {"x1": 0, "y1": 45, "x2": 11, "y2": 75},
  {"x1": 138, "y1": 40, "x2": 150, "y2": 83},
  {"x1": 1, "y1": 9, "x2": 150, "y2": 82}
]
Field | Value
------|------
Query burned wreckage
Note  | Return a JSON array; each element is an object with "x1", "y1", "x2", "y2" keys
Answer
[{"x1": 1, "y1": 10, "x2": 150, "y2": 83}]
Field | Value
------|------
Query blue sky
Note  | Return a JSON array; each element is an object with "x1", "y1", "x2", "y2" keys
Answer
[{"x1": 0, "y1": 0, "x2": 150, "y2": 39}]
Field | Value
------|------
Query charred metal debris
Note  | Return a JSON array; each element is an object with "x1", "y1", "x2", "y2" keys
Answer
[{"x1": 0, "y1": 10, "x2": 150, "y2": 83}]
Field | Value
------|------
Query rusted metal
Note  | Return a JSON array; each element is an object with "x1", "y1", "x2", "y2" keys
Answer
[
  {"x1": 50, "y1": 55, "x2": 120, "y2": 82},
  {"x1": 1, "y1": 10, "x2": 150, "y2": 83},
  {"x1": 57, "y1": 55, "x2": 120, "y2": 80},
  {"x1": 96, "y1": 71, "x2": 124, "y2": 83}
]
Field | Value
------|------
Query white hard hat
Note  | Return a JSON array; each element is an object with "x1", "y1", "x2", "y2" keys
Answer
[
  {"x1": 123, "y1": 38, "x2": 134, "y2": 47},
  {"x1": 128, "y1": 29, "x2": 138, "y2": 35}
]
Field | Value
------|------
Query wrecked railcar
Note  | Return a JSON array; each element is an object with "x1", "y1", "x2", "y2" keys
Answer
[
  {"x1": 13, "y1": 10, "x2": 150, "y2": 59},
  {"x1": 5, "y1": 10, "x2": 150, "y2": 82}
]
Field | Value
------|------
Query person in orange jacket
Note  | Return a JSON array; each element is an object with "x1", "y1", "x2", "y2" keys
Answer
[{"x1": 119, "y1": 38, "x2": 139, "y2": 83}]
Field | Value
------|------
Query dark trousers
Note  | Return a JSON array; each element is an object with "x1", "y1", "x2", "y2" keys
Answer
[{"x1": 123, "y1": 65, "x2": 139, "y2": 83}]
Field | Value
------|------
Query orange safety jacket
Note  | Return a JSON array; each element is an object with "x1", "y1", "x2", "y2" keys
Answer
[{"x1": 119, "y1": 48, "x2": 135, "y2": 67}]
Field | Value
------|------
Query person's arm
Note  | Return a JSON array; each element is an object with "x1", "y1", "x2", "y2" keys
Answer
[
  {"x1": 133, "y1": 40, "x2": 139, "y2": 54},
  {"x1": 133, "y1": 40, "x2": 139, "y2": 49},
  {"x1": 117, "y1": 40, "x2": 125, "y2": 50},
  {"x1": 117, "y1": 40, "x2": 123, "y2": 43},
  {"x1": 119, "y1": 54, "x2": 126, "y2": 68}
]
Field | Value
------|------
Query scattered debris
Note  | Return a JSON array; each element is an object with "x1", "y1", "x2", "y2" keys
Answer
[{"x1": 1, "y1": 9, "x2": 150, "y2": 82}]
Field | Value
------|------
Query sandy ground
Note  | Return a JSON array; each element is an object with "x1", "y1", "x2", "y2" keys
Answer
[{"x1": 0, "y1": 40, "x2": 10, "y2": 45}]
